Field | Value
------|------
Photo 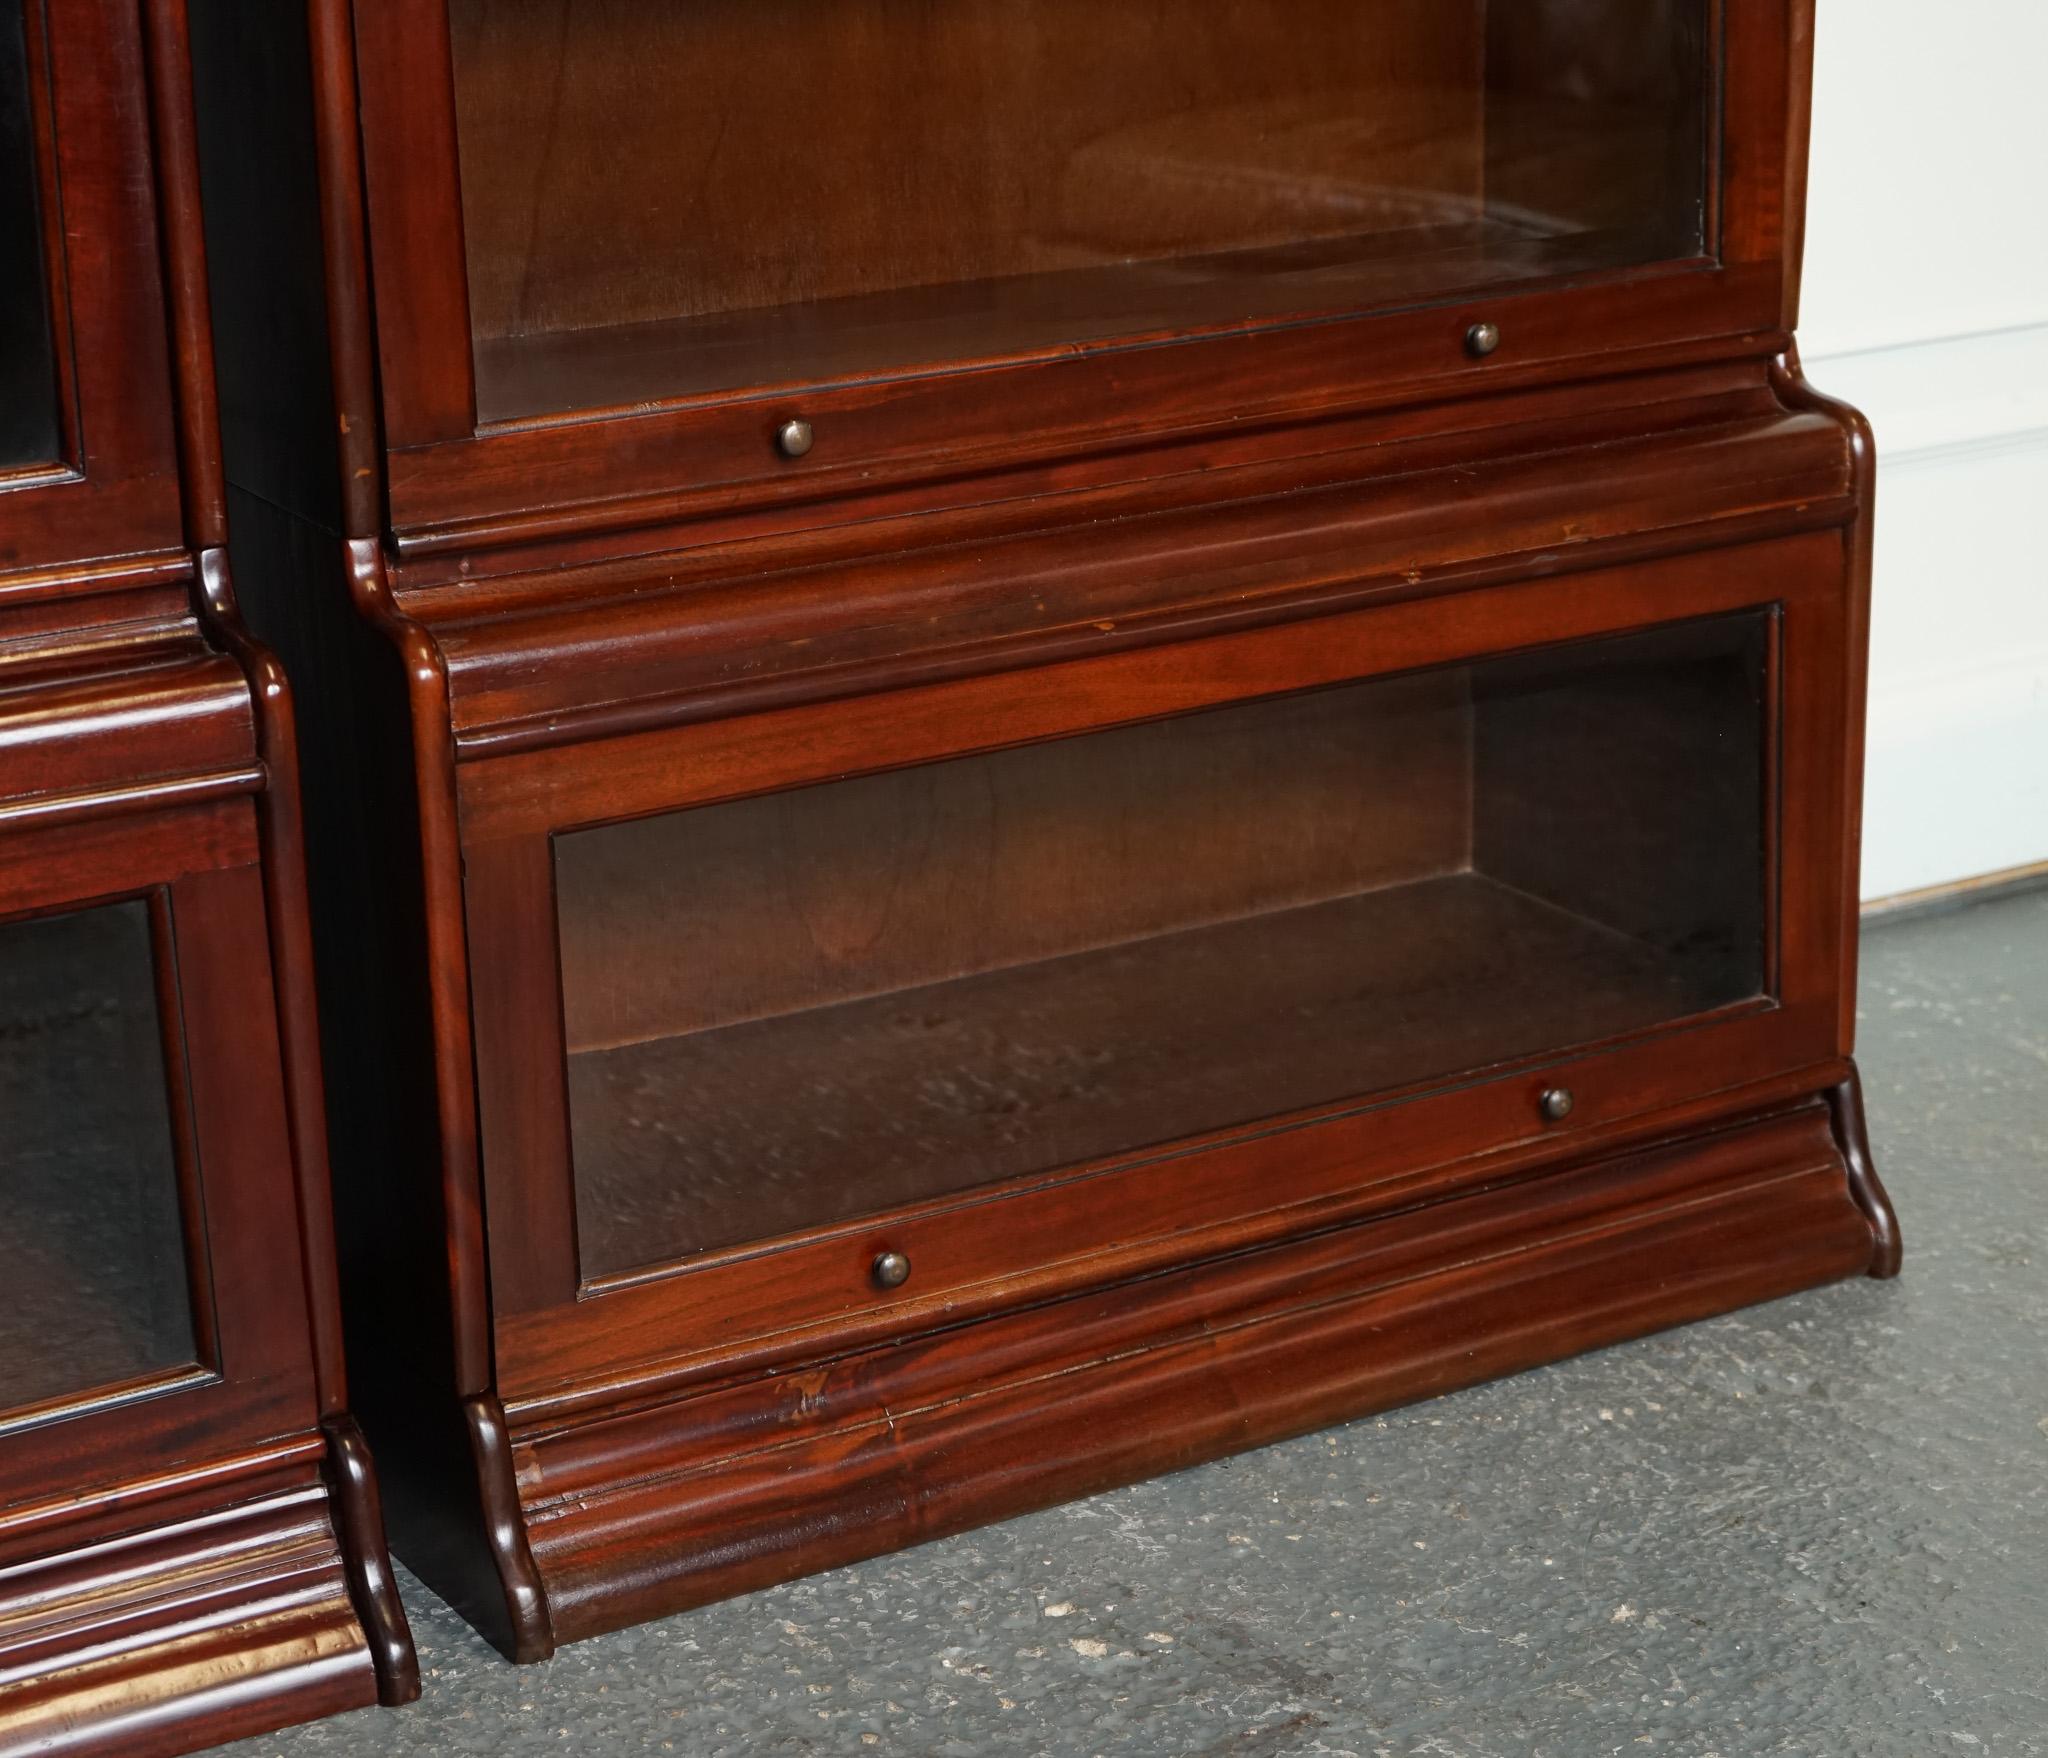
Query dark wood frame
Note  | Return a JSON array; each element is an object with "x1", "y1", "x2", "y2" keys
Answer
[
  {"x1": 0, "y1": 875, "x2": 225, "y2": 1436},
  {"x1": 468, "y1": 542, "x2": 1842, "y2": 1397},
  {"x1": 0, "y1": 0, "x2": 184, "y2": 566},
  {"x1": 0, "y1": 4, "x2": 415, "y2": 1752},
  {"x1": 189, "y1": 0, "x2": 1894, "y2": 1664},
  {"x1": 345, "y1": 0, "x2": 1803, "y2": 558}
]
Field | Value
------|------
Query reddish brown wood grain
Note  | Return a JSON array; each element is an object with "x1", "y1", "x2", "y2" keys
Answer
[
  {"x1": 424, "y1": 385, "x2": 1854, "y2": 755},
  {"x1": 0, "y1": 1, "x2": 416, "y2": 1748},
  {"x1": 388, "y1": 273, "x2": 1790, "y2": 556},
  {"x1": 519, "y1": 1100, "x2": 1882, "y2": 1644},
  {"x1": 348, "y1": 0, "x2": 473, "y2": 449},
  {"x1": 343, "y1": 0, "x2": 1797, "y2": 555},
  {"x1": 453, "y1": 532, "x2": 1841, "y2": 842},
  {"x1": 186, "y1": 0, "x2": 1893, "y2": 1671},
  {"x1": 0, "y1": 1484, "x2": 375, "y2": 1757},
  {"x1": 450, "y1": 0, "x2": 1491, "y2": 346},
  {"x1": 0, "y1": 0, "x2": 183, "y2": 578}
]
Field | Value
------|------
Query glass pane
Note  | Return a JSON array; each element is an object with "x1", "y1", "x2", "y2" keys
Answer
[
  {"x1": 0, "y1": 0, "x2": 59, "y2": 470},
  {"x1": 557, "y1": 614, "x2": 1766, "y2": 1281},
  {"x1": 0, "y1": 900, "x2": 199, "y2": 1414},
  {"x1": 451, "y1": 0, "x2": 1713, "y2": 421}
]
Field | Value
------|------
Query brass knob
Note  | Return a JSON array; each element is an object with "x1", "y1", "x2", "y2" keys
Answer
[
  {"x1": 871, "y1": 1250, "x2": 911, "y2": 1290},
  {"x1": 1539, "y1": 1087, "x2": 1575, "y2": 1124},
  {"x1": 1465, "y1": 321, "x2": 1502, "y2": 359},
  {"x1": 775, "y1": 417, "x2": 815, "y2": 459}
]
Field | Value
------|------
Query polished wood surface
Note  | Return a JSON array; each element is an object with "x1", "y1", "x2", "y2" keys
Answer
[
  {"x1": 0, "y1": 0, "x2": 183, "y2": 578},
  {"x1": 450, "y1": 0, "x2": 1709, "y2": 416},
  {"x1": 471, "y1": 224, "x2": 1668, "y2": 421},
  {"x1": 459, "y1": 534, "x2": 1852, "y2": 1410},
  {"x1": 522, "y1": 1096, "x2": 1888, "y2": 1645},
  {"x1": 552, "y1": 621, "x2": 1765, "y2": 1274},
  {"x1": 452, "y1": 0, "x2": 1488, "y2": 342},
  {"x1": 0, "y1": 2, "x2": 415, "y2": 1749},
  {"x1": 187, "y1": 0, "x2": 1893, "y2": 1672},
  {"x1": 0, "y1": 1484, "x2": 380, "y2": 1758},
  {"x1": 339, "y1": 0, "x2": 1795, "y2": 544}
]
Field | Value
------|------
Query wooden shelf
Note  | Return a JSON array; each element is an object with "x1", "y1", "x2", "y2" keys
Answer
[
  {"x1": 472, "y1": 221, "x2": 1663, "y2": 423},
  {"x1": 567, "y1": 871, "x2": 1749, "y2": 1278}
]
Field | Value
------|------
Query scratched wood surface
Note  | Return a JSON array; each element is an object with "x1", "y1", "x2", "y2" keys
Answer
[{"x1": 187, "y1": 0, "x2": 1880, "y2": 1672}]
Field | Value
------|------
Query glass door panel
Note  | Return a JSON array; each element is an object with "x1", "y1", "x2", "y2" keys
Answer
[
  {"x1": 0, "y1": 900, "x2": 200, "y2": 1415},
  {"x1": 0, "y1": 0, "x2": 59, "y2": 470},
  {"x1": 449, "y1": 0, "x2": 1714, "y2": 420},
  {"x1": 555, "y1": 614, "x2": 1768, "y2": 1281}
]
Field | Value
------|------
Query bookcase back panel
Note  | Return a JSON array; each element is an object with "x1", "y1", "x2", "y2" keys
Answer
[
  {"x1": 551, "y1": 613, "x2": 1766, "y2": 1280},
  {"x1": 0, "y1": 899, "x2": 199, "y2": 1419},
  {"x1": 448, "y1": 0, "x2": 1711, "y2": 417}
]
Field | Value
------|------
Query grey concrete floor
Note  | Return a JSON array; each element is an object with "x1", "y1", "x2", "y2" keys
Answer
[{"x1": 226, "y1": 888, "x2": 2048, "y2": 1757}]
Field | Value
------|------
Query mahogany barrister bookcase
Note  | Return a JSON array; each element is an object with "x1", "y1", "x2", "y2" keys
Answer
[
  {"x1": 189, "y1": 0, "x2": 1899, "y2": 1660},
  {"x1": 0, "y1": 3, "x2": 415, "y2": 1751}
]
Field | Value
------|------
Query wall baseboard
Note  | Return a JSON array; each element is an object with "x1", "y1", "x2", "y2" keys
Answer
[
  {"x1": 1862, "y1": 858, "x2": 2048, "y2": 924},
  {"x1": 1805, "y1": 322, "x2": 2048, "y2": 467},
  {"x1": 1860, "y1": 643, "x2": 2048, "y2": 901},
  {"x1": 1803, "y1": 323, "x2": 2048, "y2": 903}
]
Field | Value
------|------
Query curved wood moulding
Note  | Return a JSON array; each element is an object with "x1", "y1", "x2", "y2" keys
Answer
[
  {"x1": 501, "y1": 1095, "x2": 1891, "y2": 1646},
  {"x1": 0, "y1": 620, "x2": 420, "y2": 1746},
  {"x1": 1829, "y1": 1067, "x2": 1904, "y2": 1280},
  {"x1": 321, "y1": 1418, "x2": 423, "y2": 1705},
  {"x1": 460, "y1": 1394, "x2": 556, "y2": 1664},
  {"x1": 0, "y1": 1482, "x2": 377, "y2": 1758},
  {"x1": 0, "y1": 5, "x2": 418, "y2": 1744},
  {"x1": 425, "y1": 376, "x2": 1861, "y2": 758},
  {"x1": 181, "y1": 0, "x2": 1893, "y2": 1675}
]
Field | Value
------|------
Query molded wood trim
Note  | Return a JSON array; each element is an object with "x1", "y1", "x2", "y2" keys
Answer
[
  {"x1": 504, "y1": 1096, "x2": 1892, "y2": 1649},
  {"x1": 0, "y1": 1483, "x2": 379, "y2": 1757}
]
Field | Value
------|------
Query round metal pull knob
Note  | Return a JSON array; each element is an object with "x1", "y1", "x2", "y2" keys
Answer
[
  {"x1": 1539, "y1": 1086, "x2": 1576, "y2": 1124},
  {"x1": 1465, "y1": 320, "x2": 1502, "y2": 359},
  {"x1": 871, "y1": 1250, "x2": 912, "y2": 1290},
  {"x1": 775, "y1": 417, "x2": 815, "y2": 459}
]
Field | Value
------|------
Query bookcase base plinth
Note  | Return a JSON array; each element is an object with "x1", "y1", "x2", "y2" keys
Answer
[
  {"x1": 0, "y1": 1472, "x2": 394, "y2": 1758},
  {"x1": 477, "y1": 1083, "x2": 1895, "y2": 1654}
]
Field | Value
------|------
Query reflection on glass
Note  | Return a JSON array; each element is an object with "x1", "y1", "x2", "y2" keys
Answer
[
  {"x1": 556, "y1": 615, "x2": 1767, "y2": 1281},
  {"x1": 0, "y1": 0, "x2": 59, "y2": 469},
  {"x1": 449, "y1": 0, "x2": 1712, "y2": 417},
  {"x1": 0, "y1": 900, "x2": 199, "y2": 1415}
]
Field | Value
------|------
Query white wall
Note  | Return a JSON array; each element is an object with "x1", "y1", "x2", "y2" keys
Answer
[{"x1": 1800, "y1": 1, "x2": 2048, "y2": 901}]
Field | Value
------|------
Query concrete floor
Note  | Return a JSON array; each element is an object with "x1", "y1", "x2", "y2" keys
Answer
[{"x1": 226, "y1": 888, "x2": 2048, "y2": 1758}]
